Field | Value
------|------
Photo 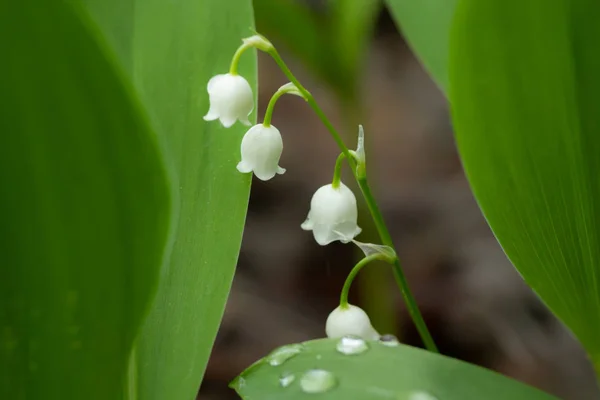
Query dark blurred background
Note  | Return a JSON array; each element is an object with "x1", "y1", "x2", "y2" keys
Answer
[{"x1": 200, "y1": 3, "x2": 598, "y2": 399}]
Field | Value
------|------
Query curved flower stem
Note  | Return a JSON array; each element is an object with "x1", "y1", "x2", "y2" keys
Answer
[
  {"x1": 263, "y1": 93, "x2": 284, "y2": 127},
  {"x1": 340, "y1": 253, "x2": 393, "y2": 308},
  {"x1": 331, "y1": 153, "x2": 346, "y2": 189},
  {"x1": 266, "y1": 47, "x2": 439, "y2": 353},
  {"x1": 266, "y1": 48, "x2": 354, "y2": 164},
  {"x1": 332, "y1": 151, "x2": 360, "y2": 188},
  {"x1": 229, "y1": 43, "x2": 252, "y2": 75},
  {"x1": 264, "y1": 83, "x2": 303, "y2": 127}
]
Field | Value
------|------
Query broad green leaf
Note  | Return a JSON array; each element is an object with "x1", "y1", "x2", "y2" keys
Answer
[
  {"x1": 449, "y1": 0, "x2": 600, "y2": 372},
  {"x1": 385, "y1": 0, "x2": 457, "y2": 91},
  {"x1": 232, "y1": 339, "x2": 557, "y2": 399},
  {"x1": 0, "y1": 2, "x2": 169, "y2": 400},
  {"x1": 82, "y1": 1, "x2": 256, "y2": 398}
]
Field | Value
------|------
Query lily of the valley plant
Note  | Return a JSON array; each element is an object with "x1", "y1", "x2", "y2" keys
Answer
[{"x1": 202, "y1": 33, "x2": 436, "y2": 348}]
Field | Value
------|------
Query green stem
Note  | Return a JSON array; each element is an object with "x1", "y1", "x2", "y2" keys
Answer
[
  {"x1": 332, "y1": 153, "x2": 346, "y2": 189},
  {"x1": 229, "y1": 43, "x2": 252, "y2": 75},
  {"x1": 263, "y1": 84, "x2": 302, "y2": 127},
  {"x1": 267, "y1": 48, "x2": 354, "y2": 164},
  {"x1": 332, "y1": 151, "x2": 359, "y2": 188},
  {"x1": 266, "y1": 47, "x2": 438, "y2": 353},
  {"x1": 263, "y1": 91, "x2": 284, "y2": 127},
  {"x1": 340, "y1": 254, "x2": 391, "y2": 308},
  {"x1": 358, "y1": 180, "x2": 438, "y2": 352}
]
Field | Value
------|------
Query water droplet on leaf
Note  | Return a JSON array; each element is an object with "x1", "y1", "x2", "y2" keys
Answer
[
  {"x1": 266, "y1": 343, "x2": 304, "y2": 366},
  {"x1": 279, "y1": 372, "x2": 296, "y2": 388},
  {"x1": 379, "y1": 334, "x2": 400, "y2": 347},
  {"x1": 300, "y1": 369, "x2": 337, "y2": 394},
  {"x1": 336, "y1": 335, "x2": 369, "y2": 355}
]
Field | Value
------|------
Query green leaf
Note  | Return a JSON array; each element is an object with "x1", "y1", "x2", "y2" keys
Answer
[
  {"x1": 385, "y1": 0, "x2": 457, "y2": 91},
  {"x1": 82, "y1": 1, "x2": 256, "y2": 398},
  {"x1": 329, "y1": 0, "x2": 380, "y2": 101},
  {"x1": 254, "y1": 0, "x2": 378, "y2": 102},
  {"x1": 0, "y1": 2, "x2": 169, "y2": 400},
  {"x1": 449, "y1": 0, "x2": 600, "y2": 372},
  {"x1": 254, "y1": 0, "x2": 326, "y2": 83},
  {"x1": 232, "y1": 339, "x2": 557, "y2": 399}
]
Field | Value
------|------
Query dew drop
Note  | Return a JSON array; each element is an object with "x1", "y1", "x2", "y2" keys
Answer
[
  {"x1": 336, "y1": 335, "x2": 369, "y2": 355},
  {"x1": 379, "y1": 334, "x2": 400, "y2": 347},
  {"x1": 407, "y1": 390, "x2": 438, "y2": 400},
  {"x1": 279, "y1": 372, "x2": 296, "y2": 388},
  {"x1": 266, "y1": 343, "x2": 304, "y2": 366},
  {"x1": 300, "y1": 369, "x2": 337, "y2": 394}
]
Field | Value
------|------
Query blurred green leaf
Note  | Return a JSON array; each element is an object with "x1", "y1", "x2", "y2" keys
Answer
[
  {"x1": 450, "y1": 0, "x2": 600, "y2": 373},
  {"x1": 255, "y1": 0, "x2": 378, "y2": 102},
  {"x1": 254, "y1": 0, "x2": 325, "y2": 78},
  {"x1": 83, "y1": 0, "x2": 256, "y2": 398},
  {"x1": 0, "y1": 2, "x2": 170, "y2": 400},
  {"x1": 329, "y1": 0, "x2": 380, "y2": 103},
  {"x1": 233, "y1": 339, "x2": 557, "y2": 399},
  {"x1": 385, "y1": 0, "x2": 457, "y2": 91},
  {"x1": 329, "y1": 0, "x2": 381, "y2": 74}
]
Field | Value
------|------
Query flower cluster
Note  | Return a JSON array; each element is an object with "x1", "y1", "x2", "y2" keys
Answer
[{"x1": 203, "y1": 35, "x2": 381, "y2": 341}]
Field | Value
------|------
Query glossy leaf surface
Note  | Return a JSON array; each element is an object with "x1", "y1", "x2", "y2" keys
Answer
[{"x1": 233, "y1": 339, "x2": 557, "y2": 399}]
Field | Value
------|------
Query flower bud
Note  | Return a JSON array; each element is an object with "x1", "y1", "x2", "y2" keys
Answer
[
  {"x1": 301, "y1": 183, "x2": 361, "y2": 245},
  {"x1": 203, "y1": 73, "x2": 253, "y2": 128},
  {"x1": 236, "y1": 124, "x2": 286, "y2": 181},
  {"x1": 325, "y1": 304, "x2": 380, "y2": 340}
]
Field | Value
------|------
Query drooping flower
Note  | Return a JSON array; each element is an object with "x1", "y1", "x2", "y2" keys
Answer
[
  {"x1": 203, "y1": 73, "x2": 253, "y2": 128},
  {"x1": 301, "y1": 182, "x2": 361, "y2": 245},
  {"x1": 325, "y1": 304, "x2": 380, "y2": 340},
  {"x1": 236, "y1": 124, "x2": 286, "y2": 181}
]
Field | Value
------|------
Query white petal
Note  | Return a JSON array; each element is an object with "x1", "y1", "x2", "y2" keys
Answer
[
  {"x1": 301, "y1": 182, "x2": 361, "y2": 245},
  {"x1": 277, "y1": 167, "x2": 286, "y2": 175},
  {"x1": 312, "y1": 224, "x2": 342, "y2": 246},
  {"x1": 204, "y1": 73, "x2": 254, "y2": 128},
  {"x1": 253, "y1": 170, "x2": 277, "y2": 181},
  {"x1": 203, "y1": 106, "x2": 219, "y2": 121},
  {"x1": 227, "y1": 75, "x2": 254, "y2": 123},
  {"x1": 206, "y1": 74, "x2": 226, "y2": 92},
  {"x1": 325, "y1": 304, "x2": 380, "y2": 340},
  {"x1": 333, "y1": 222, "x2": 362, "y2": 243},
  {"x1": 236, "y1": 161, "x2": 252, "y2": 174},
  {"x1": 239, "y1": 115, "x2": 252, "y2": 126},
  {"x1": 238, "y1": 124, "x2": 284, "y2": 181},
  {"x1": 301, "y1": 215, "x2": 313, "y2": 230},
  {"x1": 220, "y1": 116, "x2": 237, "y2": 128}
]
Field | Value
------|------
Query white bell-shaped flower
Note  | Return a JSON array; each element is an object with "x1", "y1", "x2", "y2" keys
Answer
[
  {"x1": 301, "y1": 183, "x2": 361, "y2": 245},
  {"x1": 236, "y1": 124, "x2": 286, "y2": 181},
  {"x1": 203, "y1": 73, "x2": 253, "y2": 128},
  {"x1": 326, "y1": 304, "x2": 380, "y2": 340}
]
